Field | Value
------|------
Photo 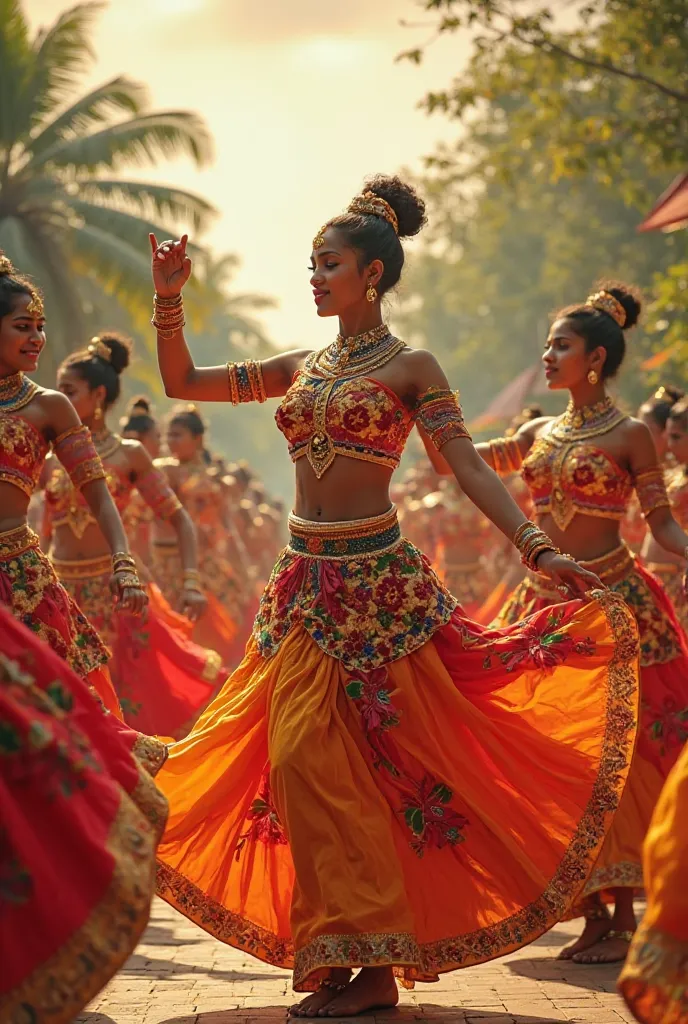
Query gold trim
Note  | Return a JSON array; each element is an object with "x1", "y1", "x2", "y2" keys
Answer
[
  {"x1": 582, "y1": 859, "x2": 644, "y2": 898},
  {"x1": 619, "y1": 921, "x2": 688, "y2": 1024},
  {"x1": 132, "y1": 734, "x2": 168, "y2": 778},
  {"x1": 0, "y1": 794, "x2": 159, "y2": 1024},
  {"x1": 201, "y1": 649, "x2": 223, "y2": 682},
  {"x1": 52, "y1": 554, "x2": 113, "y2": 580},
  {"x1": 0, "y1": 523, "x2": 38, "y2": 559}
]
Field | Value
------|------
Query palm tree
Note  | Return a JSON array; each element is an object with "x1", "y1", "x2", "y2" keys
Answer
[
  {"x1": 192, "y1": 254, "x2": 277, "y2": 357},
  {"x1": 0, "y1": 0, "x2": 215, "y2": 375}
]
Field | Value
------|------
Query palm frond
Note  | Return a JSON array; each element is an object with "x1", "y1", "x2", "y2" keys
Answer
[
  {"x1": 0, "y1": 0, "x2": 33, "y2": 152},
  {"x1": 27, "y1": 111, "x2": 213, "y2": 172},
  {"x1": 58, "y1": 195, "x2": 205, "y2": 258},
  {"x1": 30, "y1": 3, "x2": 104, "y2": 118},
  {"x1": 71, "y1": 176, "x2": 215, "y2": 231}
]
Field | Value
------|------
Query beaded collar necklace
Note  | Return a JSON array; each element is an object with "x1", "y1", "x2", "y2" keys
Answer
[
  {"x1": 548, "y1": 395, "x2": 627, "y2": 443},
  {"x1": 92, "y1": 427, "x2": 122, "y2": 461},
  {"x1": 306, "y1": 324, "x2": 405, "y2": 380},
  {"x1": 0, "y1": 372, "x2": 39, "y2": 413}
]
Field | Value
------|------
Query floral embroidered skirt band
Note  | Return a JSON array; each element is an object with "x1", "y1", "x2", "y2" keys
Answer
[
  {"x1": 156, "y1": 508, "x2": 641, "y2": 990},
  {"x1": 645, "y1": 561, "x2": 687, "y2": 632},
  {"x1": 495, "y1": 542, "x2": 688, "y2": 908}
]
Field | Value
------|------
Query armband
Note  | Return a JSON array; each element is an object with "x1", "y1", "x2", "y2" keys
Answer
[
  {"x1": 135, "y1": 468, "x2": 183, "y2": 520},
  {"x1": 635, "y1": 467, "x2": 670, "y2": 518},
  {"x1": 488, "y1": 436, "x2": 524, "y2": 476},
  {"x1": 227, "y1": 360, "x2": 267, "y2": 405},
  {"x1": 53, "y1": 425, "x2": 105, "y2": 489},
  {"x1": 415, "y1": 387, "x2": 471, "y2": 450}
]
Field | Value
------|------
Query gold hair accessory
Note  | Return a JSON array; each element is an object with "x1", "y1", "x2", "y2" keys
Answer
[
  {"x1": 348, "y1": 191, "x2": 399, "y2": 234},
  {"x1": 26, "y1": 292, "x2": 44, "y2": 318},
  {"x1": 585, "y1": 290, "x2": 626, "y2": 327},
  {"x1": 313, "y1": 224, "x2": 328, "y2": 250},
  {"x1": 0, "y1": 254, "x2": 14, "y2": 275},
  {"x1": 88, "y1": 337, "x2": 112, "y2": 362},
  {"x1": 654, "y1": 386, "x2": 669, "y2": 402}
]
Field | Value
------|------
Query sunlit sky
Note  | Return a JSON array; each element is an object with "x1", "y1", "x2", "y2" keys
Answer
[{"x1": 27, "y1": 0, "x2": 470, "y2": 349}]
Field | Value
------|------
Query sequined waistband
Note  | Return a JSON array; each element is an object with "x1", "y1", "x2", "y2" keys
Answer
[
  {"x1": 52, "y1": 554, "x2": 113, "y2": 580},
  {"x1": 529, "y1": 543, "x2": 634, "y2": 596},
  {"x1": 288, "y1": 506, "x2": 400, "y2": 559},
  {"x1": 0, "y1": 523, "x2": 39, "y2": 559}
]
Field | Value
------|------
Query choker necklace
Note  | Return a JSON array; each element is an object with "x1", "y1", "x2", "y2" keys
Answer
[
  {"x1": 0, "y1": 372, "x2": 39, "y2": 413},
  {"x1": 548, "y1": 395, "x2": 627, "y2": 443},
  {"x1": 92, "y1": 428, "x2": 121, "y2": 460},
  {"x1": 306, "y1": 324, "x2": 405, "y2": 379}
]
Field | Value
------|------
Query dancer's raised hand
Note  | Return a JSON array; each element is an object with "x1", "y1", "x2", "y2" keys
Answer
[{"x1": 149, "y1": 233, "x2": 192, "y2": 298}]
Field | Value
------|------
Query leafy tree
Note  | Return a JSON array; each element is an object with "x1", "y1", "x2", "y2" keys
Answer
[{"x1": 0, "y1": 0, "x2": 214, "y2": 375}]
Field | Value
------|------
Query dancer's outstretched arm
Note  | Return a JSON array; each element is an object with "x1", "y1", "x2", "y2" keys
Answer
[{"x1": 149, "y1": 234, "x2": 310, "y2": 402}]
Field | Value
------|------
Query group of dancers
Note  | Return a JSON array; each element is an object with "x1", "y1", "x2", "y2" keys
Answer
[{"x1": 0, "y1": 172, "x2": 686, "y2": 1024}]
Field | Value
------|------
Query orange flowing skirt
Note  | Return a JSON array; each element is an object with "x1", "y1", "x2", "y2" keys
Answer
[
  {"x1": 619, "y1": 740, "x2": 688, "y2": 1024},
  {"x1": 496, "y1": 544, "x2": 688, "y2": 906},
  {"x1": 0, "y1": 605, "x2": 168, "y2": 1024},
  {"x1": 156, "y1": 508, "x2": 640, "y2": 991}
]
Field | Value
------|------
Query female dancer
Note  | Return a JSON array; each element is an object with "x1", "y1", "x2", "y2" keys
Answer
[
  {"x1": 45, "y1": 335, "x2": 223, "y2": 738},
  {"x1": 483, "y1": 283, "x2": 688, "y2": 965},
  {"x1": 149, "y1": 178, "x2": 640, "y2": 1018},
  {"x1": 0, "y1": 605, "x2": 167, "y2": 1024},
  {"x1": 642, "y1": 397, "x2": 688, "y2": 631},
  {"x1": 152, "y1": 405, "x2": 245, "y2": 664}
]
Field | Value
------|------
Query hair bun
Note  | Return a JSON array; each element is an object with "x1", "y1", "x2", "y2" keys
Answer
[
  {"x1": 363, "y1": 174, "x2": 427, "y2": 239},
  {"x1": 99, "y1": 332, "x2": 132, "y2": 375},
  {"x1": 596, "y1": 280, "x2": 642, "y2": 331},
  {"x1": 128, "y1": 394, "x2": 151, "y2": 415}
]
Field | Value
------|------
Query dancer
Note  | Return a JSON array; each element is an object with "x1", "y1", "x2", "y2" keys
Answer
[
  {"x1": 618, "y1": 741, "x2": 688, "y2": 1024},
  {"x1": 430, "y1": 479, "x2": 498, "y2": 618},
  {"x1": 484, "y1": 283, "x2": 688, "y2": 964},
  {"x1": 642, "y1": 397, "x2": 688, "y2": 631},
  {"x1": 120, "y1": 396, "x2": 159, "y2": 561},
  {"x1": 149, "y1": 178, "x2": 640, "y2": 1019},
  {"x1": 0, "y1": 605, "x2": 167, "y2": 1024},
  {"x1": 45, "y1": 334, "x2": 222, "y2": 738}
]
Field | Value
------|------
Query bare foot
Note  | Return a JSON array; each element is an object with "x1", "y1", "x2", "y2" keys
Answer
[
  {"x1": 289, "y1": 970, "x2": 351, "y2": 1018},
  {"x1": 557, "y1": 914, "x2": 611, "y2": 960},
  {"x1": 319, "y1": 966, "x2": 399, "y2": 1017},
  {"x1": 572, "y1": 931, "x2": 633, "y2": 965}
]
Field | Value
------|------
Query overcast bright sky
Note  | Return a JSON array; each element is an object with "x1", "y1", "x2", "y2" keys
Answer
[{"x1": 27, "y1": 0, "x2": 470, "y2": 349}]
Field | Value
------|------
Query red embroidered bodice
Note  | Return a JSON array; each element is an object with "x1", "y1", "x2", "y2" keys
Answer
[
  {"x1": 275, "y1": 374, "x2": 414, "y2": 471},
  {"x1": 522, "y1": 436, "x2": 633, "y2": 529},
  {"x1": 0, "y1": 413, "x2": 49, "y2": 497},
  {"x1": 45, "y1": 463, "x2": 132, "y2": 538}
]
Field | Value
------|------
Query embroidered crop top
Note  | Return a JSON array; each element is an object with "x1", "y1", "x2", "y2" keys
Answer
[
  {"x1": 275, "y1": 374, "x2": 470, "y2": 479},
  {"x1": 0, "y1": 414, "x2": 104, "y2": 501}
]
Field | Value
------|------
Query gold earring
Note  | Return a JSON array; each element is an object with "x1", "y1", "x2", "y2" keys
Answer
[
  {"x1": 366, "y1": 284, "x2": 378, "y2": 304},
  {"x1": 94, "y1": 405, "x2": 103, "y2": 423},
  {"x1": 587, "y1": 369, "x2": 599, "y2": 385}
]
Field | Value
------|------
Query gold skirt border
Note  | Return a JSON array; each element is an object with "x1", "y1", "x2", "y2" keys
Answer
[{"x1": 619, "y1": 921, "x2": 688, "y2": 1024}]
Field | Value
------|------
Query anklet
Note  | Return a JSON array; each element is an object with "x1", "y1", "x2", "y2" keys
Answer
[{"x1": 603, "y1": 928, "x2": 634, "y2": 942}]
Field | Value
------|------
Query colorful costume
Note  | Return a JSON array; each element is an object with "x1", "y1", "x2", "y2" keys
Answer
[
  {"x1": 156, "y1": 352, "x2": 640, "y2": 992},
  {"x1": 44, "y1": 450, "x2": 223, "y2": 738},
  {"x1": 645, "y1": 465, "x2": 688, "y2": 633},
  {"x1": 0, "y1": 605, "x2": 167, "y2": 1024},
  {"x1": 619, "y1": 740, "x2": 688, "y2": 1024},
  {"x1": 494, "y1": 398, "x2": 688, "y2": 906}
]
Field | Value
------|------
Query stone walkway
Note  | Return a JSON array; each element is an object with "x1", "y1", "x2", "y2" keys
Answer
[{"x1": 79, "y1": 899, "x2": 638, "y2": 1024}]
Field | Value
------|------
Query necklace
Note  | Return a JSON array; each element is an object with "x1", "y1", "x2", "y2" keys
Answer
[
  {"x1": 0, "y1": 372, "x2": 39, "y2": 413},
  {"x1": 92, "y1": 428, "x2": 122, "y2": 460},
  {"x1": 548, "y1": 395, "x2": 627, "y2": 443},
  {"x1": 306, "y1": 325, "x2": 405, "y2": 380}
]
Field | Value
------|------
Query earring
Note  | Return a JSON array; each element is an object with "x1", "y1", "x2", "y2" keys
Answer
[
  {"x1": 366, "y1": 285, "x2": 378, "y2": 304},
  {"x1": 94, "y1": 405, "x2": 103, "y2": 423},
  {"x1": 587, "y1": 369, "x2": 599, "y2": 385}
]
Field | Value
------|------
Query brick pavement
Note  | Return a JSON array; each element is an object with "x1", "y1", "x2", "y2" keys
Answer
[{"x1": 79, "y1": 899, "x2": 639, "y2": 1024}]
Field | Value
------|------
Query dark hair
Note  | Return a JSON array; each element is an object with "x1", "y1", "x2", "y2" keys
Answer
[
  {"x1": 640, "y1": 384, "x2": 684, "y2": 430},
  {"x1": 168, "y1": 403, "x2": 206, "y2": 437},
  {"x1": 121, "y1": 395, "x2": 156, "y2": 436},
  {"x1": 668, "y1": 396, "x2": 688, "y2": 432},
  {"x1": 328, "y1": 174, "x2": 427, "y2": 296},
  {"x1": 0, "y1": 253, "x2": 42, "y2": 320},
  {"x1": 507, "y1": 405, "x2": 543, "y2": 435},
  {"x1": 61, "y1": 332, "x2": 132, "y2": 408},
  {"x1": 554, "y1": 280, "x2": 642, "y2": 380}
]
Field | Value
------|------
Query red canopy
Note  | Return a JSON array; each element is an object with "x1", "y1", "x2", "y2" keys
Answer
[{"x1": 638, "y1": 173, "x2": 688, "y2": 233}]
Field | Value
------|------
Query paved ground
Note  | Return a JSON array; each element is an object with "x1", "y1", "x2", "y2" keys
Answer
[{"x1": 79, "y1": 899, "x2": 638, "y2": 1024}]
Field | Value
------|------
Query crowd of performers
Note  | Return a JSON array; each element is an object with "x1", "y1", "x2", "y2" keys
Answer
[{"x1": 0, "y1": 172, "x2": 687, "y2": 1024}]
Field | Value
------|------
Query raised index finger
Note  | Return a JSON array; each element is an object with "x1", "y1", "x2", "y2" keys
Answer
[
  {"x1": 149, "y1": 232, "x2": 158, "y2": 254},
  {"x1": 180, "y1": 233, "x2": 189, "y2": 257}
]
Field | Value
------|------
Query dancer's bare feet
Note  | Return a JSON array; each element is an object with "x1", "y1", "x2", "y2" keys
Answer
[
  {"x1": 318, "y1": 966, "x2": 399, "y2": 1017},
  {"x1": 558, "y1": 907, "x2": 611, "y2": 960},
  {"x1": 572, "y1": 929, "x2": 634, "y2": 965},
  {"x1": 289, "y1": 970, "x2": 351, "y2": 1017}
]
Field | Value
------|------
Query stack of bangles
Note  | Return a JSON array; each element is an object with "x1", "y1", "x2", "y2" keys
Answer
[
  {"x1": 513, "y1": 521, "x2": 560, "y2": 573},
  {"x1": 151, "y1": 293, "x2": 185, "y2": 339},
  {"x1": 182, "y1": 569, "x2": 203, "y2": 594},
  {"x1": 111, "y1": 552, "x2": 143, "y2": 593}
]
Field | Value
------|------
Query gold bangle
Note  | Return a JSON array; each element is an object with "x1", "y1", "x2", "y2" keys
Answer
[
  {"x1": 154, "y1": 292, "x2": 182, "y2": 307},
  {"x1": 115, "y1": 572, "x2": 141, "y2": 590}
]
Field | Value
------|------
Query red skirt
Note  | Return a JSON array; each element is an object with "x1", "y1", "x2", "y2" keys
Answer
[{"x1": 0, "y1": 605, "x2": 168, "y2": 1024}]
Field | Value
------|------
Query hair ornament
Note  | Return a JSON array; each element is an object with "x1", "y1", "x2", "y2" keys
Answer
[
  {"x1": 347, "y1": 191, "x2": 399, "y2": 234},
  {"x1": 26, "y1": 292, "x2": 45, "y2": 318},
  {"x1": 0, "y1": 254, "x2": 15, "y2": 276},
  {"x1": 585, "y1": 290, "x2": 626, "y2": 328},
  {"x1": 654, "y1": 386, "x2": 671, "y2": 402},
  {"x1": 312, "y1": 224, "x2": 328, "y2": 250},
  {"x1": 87, "y1": 337, "x2": 112, "y2": 362}
]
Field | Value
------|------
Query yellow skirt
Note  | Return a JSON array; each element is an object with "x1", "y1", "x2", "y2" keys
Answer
[
  {"x1": 619, "y1": 741, "x2": 688, "y2": 1024},
  {"x1": 156, "y1": 508, "x2": 640, "y2": 990}
]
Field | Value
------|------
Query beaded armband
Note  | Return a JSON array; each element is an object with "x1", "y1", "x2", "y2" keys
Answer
[
  {"x1": 489, "y1": 436, "x2": 524, "y2": 476},
  {"x1": 53, "y1": 425, "x2": 105, "y2": 489},
  {"x1": 135, "y1": 468, "x2": 183, "y2": 520},
  {"x1": 635, "y1": 467, "x2": 671, "y2": 518},
  {"x1": 227, "y1": 360, "x2": 267, "y2": 405},
  {"x1": 415, "y1": 387, "x2": 471, "y2": 450}
]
